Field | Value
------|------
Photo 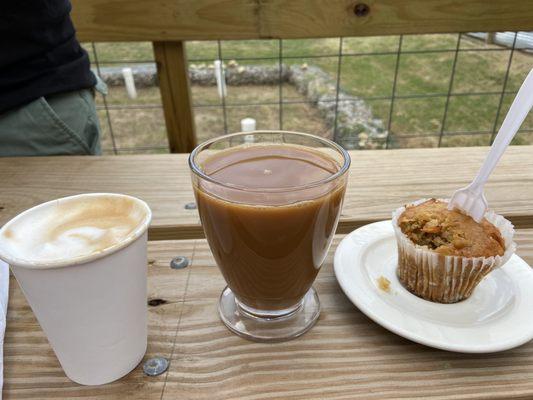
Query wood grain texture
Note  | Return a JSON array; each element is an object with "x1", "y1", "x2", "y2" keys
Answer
[
  {"x1": 4, "y1": 231, "x2": 533, "y2": 399},
  {"x1": 70, "y1": 0, "x2": 533, "y2": 42},
  {"x1": 3, "y1": 240, "x2": 194, "y2": 399},
  {"x1": 1, "y1": 146, "x2": 533, "y2": 240},
  {"x1": 153, "y1": 41, "x2": 197, "y2": 153}
]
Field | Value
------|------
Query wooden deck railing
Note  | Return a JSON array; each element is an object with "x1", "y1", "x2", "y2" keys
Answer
[{"x1": 70, "y1": 0, "x2": 533, "y2": 153}]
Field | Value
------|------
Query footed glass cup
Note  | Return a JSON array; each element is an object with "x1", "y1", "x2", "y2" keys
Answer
[{"x1": 189, "y1": 131, "x2": 350, "y2": 342}]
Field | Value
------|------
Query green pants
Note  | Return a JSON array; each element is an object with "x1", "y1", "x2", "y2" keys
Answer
[{"x1": 0, "y1": 89, "x2": 101, "y2": 156}]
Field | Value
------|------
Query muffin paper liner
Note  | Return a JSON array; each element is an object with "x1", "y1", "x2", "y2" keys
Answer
[{"x1": 392, "y1": 198, "x2": 516, "y2": 303}]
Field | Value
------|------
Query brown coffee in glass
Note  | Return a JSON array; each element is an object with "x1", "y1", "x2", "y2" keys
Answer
[{"x1": 189, "y1": 131, "x2": 350, "y2": 341}]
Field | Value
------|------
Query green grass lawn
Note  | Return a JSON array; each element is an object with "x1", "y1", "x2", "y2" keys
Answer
[{"x1": 83, "y1": 34, "x2": 533, "y2": 153}]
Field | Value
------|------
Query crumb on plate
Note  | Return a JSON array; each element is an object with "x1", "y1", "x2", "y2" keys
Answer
[{"x1": 377, "y1": 276, "x2": 391, "y2": 293}]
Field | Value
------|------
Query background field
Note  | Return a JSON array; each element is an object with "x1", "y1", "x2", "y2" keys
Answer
[{"x1": 82, "y1": 34, "x2": 533, "y2": 154}]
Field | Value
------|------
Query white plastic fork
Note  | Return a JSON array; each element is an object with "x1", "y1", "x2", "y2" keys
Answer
[{"x1": 448, "y1": 68, "x2": 533, "y2": 222}]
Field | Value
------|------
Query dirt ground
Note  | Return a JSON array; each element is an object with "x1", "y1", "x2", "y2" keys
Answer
[{"x1": 96, "y1": 84, "x2": 329, "y2": 154}]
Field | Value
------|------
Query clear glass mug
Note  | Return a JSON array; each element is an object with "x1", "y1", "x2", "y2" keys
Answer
[{"x1": 189, "y1": 131, "x2": 350, "y2": 341}]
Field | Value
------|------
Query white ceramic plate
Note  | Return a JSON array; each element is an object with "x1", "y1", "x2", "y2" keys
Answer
[{"x1": 334, "y1": 220, "x2": 533, "y2": 353}]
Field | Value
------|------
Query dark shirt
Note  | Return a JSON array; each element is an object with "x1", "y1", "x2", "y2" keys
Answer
[{"x1": 0, "y1": 0, "x2": 96, "y2": 114}]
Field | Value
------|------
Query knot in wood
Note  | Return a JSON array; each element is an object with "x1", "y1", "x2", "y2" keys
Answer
[{"x1": 354, "y1": 3, "x2": 370, "y2": 17}]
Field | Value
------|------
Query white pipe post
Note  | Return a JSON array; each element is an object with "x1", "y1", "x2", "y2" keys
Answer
[
  {"x1": 121, "y1": 67, "x2": 137, "y2": 99},
  {"x1": 214, "y1": 60, "x2": 227, "y2": 99},
  {"x1": 241, "y1": 118, "x2": 256, "y2": 143}
]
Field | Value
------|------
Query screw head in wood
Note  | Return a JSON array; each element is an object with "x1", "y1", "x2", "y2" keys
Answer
[
  {"x1": 184, "y1": 202, "x2": 197, "y2": 210},
  {"x1": 354, "y1": 3, "x2": 370, "y2": 16},
  {"x1": 143, "y1": 357, "x2": 169, "y2": 376},
  {"x1": 170, "y1": 256, "x2": 190, "y2": 269}
]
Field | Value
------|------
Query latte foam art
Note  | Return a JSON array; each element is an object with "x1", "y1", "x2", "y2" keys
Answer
[{"x1": 0, "y1": 195, "x2": 148, "y2": 265}]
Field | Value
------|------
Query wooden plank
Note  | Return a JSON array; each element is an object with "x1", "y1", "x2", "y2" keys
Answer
[
  {"x1": 4, "y1": 240, "x2": 194, "y2": 399},
  {"x1": 71, "y1": 0, "x2": 533, "y2": 42},
  {"x1": 1, "y1": 146, "x2": 533, "y2": 240},
  {"x1": 164, "y1": 230, "x2": 533, "y2": 400},
  {"x1": 153, "y1": 41, "x2": 196, "y2": 153},
  {"x1": 5, "y1": 231, "x2": 533, "y2": 398}
]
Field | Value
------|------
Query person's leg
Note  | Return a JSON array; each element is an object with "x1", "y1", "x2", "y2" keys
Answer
[{"x1": 0, "y1": 89, "x2": 101, "y2": 157}]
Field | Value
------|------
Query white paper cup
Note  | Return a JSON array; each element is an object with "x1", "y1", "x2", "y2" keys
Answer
[{"x1": 0, "y1": 193, "x2": 152, "y2": 385}]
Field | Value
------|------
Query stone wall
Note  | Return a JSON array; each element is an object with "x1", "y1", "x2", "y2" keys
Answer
[{"x1": 287, "y1": 65, "x2": 386, "y2": 149}]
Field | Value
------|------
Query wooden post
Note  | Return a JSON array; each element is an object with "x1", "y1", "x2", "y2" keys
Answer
[
  {"x1": 153, "y1": 41, "x2": 196, "y2": 153},
  {"x1": 486, "y1": 32, "x2": 496, "y2": 44}
]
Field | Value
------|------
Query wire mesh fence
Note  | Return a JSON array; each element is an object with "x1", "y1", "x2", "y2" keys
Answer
[{"x1": 83, "y1": 32, "x2": 533, "y2": 154}]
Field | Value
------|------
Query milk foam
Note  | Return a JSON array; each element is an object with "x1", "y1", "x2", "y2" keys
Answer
[{"x1": 0, "y1": 194, "x2": 148, "y2": 265}]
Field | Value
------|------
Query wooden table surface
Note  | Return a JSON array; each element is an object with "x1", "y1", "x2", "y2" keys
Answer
[
  {"x1": 1, "y1": 146, "x2": 533, "y2": 240},
  {"x1": 3, "y1": 146, "x2": 533, "y2": 399},
  {"x1": 5, "y1": 231, "x2": 533, "y2": 399}
]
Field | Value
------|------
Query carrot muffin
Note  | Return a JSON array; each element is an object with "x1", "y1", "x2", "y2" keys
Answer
[{"x1": 392, "y1": 199, "x2": 515, "y2": 303}]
